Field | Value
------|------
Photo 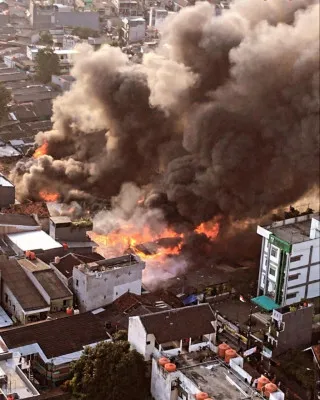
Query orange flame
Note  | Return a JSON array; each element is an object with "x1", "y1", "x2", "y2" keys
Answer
[
  {"x1": 39, "y1": 190, "x2": 60, "y2": 202},
  {"x1": 33, "y1": 142, "x2": 48, "y2": 159},
  {"x1": 90, "y1": 219, "x2": 220, "y2": 262},
  {"x1": 195, "y1": 219, "x2": 220, "y2": 240}
]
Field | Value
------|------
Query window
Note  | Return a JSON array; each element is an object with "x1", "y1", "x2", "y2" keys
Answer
[
  {"x1": 13, "y1": 305, "x2": 15, "y2": 312},
  {"x1": 63, "y1": 300, "x2": 67, "y2": 306},
  {"x1": 104, "y1": 295, "x2": 106, "y2": 299},
  {"x1": 271, "y1": 246, "x2": 278, "y2": 258},
  {"x1": 286, "y1": 292, "x2": 297, "y2": 299},
  {"x1": 290, "y1": 255, "x2": 302, "y2": 262},
  {"x1": 5, "y1": 293, "x2": 8, "y2": 303},
  {"x1": 146, "y1": 341, "x2": 151, "y2": 345},
  {"x1": 76, "y1": 279, "x2": 79, "y2": 287},
  {"x1": 269, "y1": 267, "x2": 276, "y2": 276},
  {"x1": 288, "y1": 273, "x2": 300, "y2": 281}
]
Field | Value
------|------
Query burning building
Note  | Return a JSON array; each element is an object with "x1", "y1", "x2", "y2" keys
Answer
[{"x1": 10, "y1": 0, "x2": 320, "y2": 284}]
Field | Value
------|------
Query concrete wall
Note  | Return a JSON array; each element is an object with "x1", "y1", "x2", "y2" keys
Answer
[
  {"x1": 274, "y1": 305, "x2": 313, "y2": 355},
  {"x1": 1, "y1": 282, "x2": 25, "y2": 323},
  {"x1": 0, "y1": 186, "x2": 15, "y2": 208},
  {"x1": 128, "y1": 316, "x2": 148, "y2": 359},
  {"x1": 128, "y1": 22, "x2": 145, "y2": 43},
  {"x1": 49, "y1": 221, "x2": 89, "y2": 242},
  {"x1": 54, "y1": 11, "x2": 99, "y2": 30},
  {"x1": 73, "y1": 261, "x2": 144, "y2": 312}
]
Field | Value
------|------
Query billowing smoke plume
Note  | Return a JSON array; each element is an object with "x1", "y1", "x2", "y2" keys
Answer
[{"x1": 12, "y1": 0, "x2": 320, "y2": 264}]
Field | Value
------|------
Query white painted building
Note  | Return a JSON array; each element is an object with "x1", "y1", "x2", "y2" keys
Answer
[
  {"x1": 72, "y1": 253, "x2": 145, "y2": 312},
  {"x1": 257, "y1": 213, "x2": 320, "y2": 306},
  {"x1": 128, "y1": 304, "x2": 217, "y2": 361},
  {"x1": 122, "y1": 17, "x2": 146, "y2": 43},
  {"x1": 151, "y1": 353, "x2": 285, "y2": 400},
  {"x1": 148, "y1": 8, "x2": 168, "y2": 29}
]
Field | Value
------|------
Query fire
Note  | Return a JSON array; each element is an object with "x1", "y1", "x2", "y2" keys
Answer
[
  {"x1": 195, "y1": 219, "x2": 220, "y2": 240},
  {"x1": 39, "y1": 190, "x2": 60, "y2": 202},
  {"x1": 90, "y1": 219, "x2": 220, "y2": 262},
  {"x1": 33, "y1": 142, "x2": 48, "y2": 159}
]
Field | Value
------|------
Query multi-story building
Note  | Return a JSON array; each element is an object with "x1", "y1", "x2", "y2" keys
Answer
[
  {"x1": 257, "y1": 213, "x2": 320, "y2": 306},
  {"x1": 71, "y1": 253, "x2": 145, "y2": 312},
  {"x1": 264, "y1": 302, "x2": 313, "y2": 358},
  {"x1": 148, "y1": 8, "x2": 168, "y2": 29},
  {"x1": 122, "y1": 17, "x2": 145, "y2": 43}
]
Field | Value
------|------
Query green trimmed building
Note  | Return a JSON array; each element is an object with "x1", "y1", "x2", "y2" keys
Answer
[{"x1": 256, "y1": 213, "x2": 319, "y2": 307}]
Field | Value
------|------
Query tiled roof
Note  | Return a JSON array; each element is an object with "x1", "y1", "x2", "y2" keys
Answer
[
  {"x1": 0, "y1": 256, "x2": 48, "y2": 311},
  {"x1": 1, "y1": 202, "x2": 49, "y2": 218},
  {"x1": 52, "y1": 252, "x2": 104, "y2": 278},
  {"x1": 0, "y1": 310, "x2": 112, "y2": 358},
  {"x1": 139, "y1": 303, "x2": 216, "y2": 343}
]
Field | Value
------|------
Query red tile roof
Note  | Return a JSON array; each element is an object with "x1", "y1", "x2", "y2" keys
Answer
[{"x1": 1, "y1": 202, "x2": 49, "y2": 218}]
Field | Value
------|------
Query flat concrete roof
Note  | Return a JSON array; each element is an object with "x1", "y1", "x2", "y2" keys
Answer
[
  {"x1": 181, "y1": 360, "x2": 261, "y2": 400},
  {"x1": 270, "y1": 219, "x2": 312, "y2": 244}
]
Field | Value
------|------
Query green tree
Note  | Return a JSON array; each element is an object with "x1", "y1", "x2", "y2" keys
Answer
[
  {"x1": 112, "y1": 329, "x2": 128, "y2": 341},
  {"x1": 39, "y1": 31, "x2": 53, "y2": 45},
  {"x1": 69, "y1": 341, "x2": 149, "y2": 400},
  {"x1": 0, "y1": 84, "x2": 11, "y2": 123},
  {"x1": 35, "y1": 47, "x2": 60, "y2": 83}
]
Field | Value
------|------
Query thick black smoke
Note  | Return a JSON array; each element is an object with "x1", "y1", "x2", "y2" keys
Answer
[{"x1": 11, "y1": 0, "x2": 320, "y2": 257}]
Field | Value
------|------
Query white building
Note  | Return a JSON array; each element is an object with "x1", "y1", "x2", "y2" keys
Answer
[
  {"x1": 257, "y1": 213, "x2": 320, "y2": 306},
  {"x1": 122, "y1": 17, "x2": 146, "y2": 43},
  {"x1": 148, "y1": 8, "x2": 168, "y2": 30},
  {"x1": 71, "y1": 253, "x2": 145, "y2": 312},
  {"x1": 26, "y1": 45, "x2": 77, "y2": 73},
  {"x1": 151, "y1": 352, "x2": 284, "y2": 400},
  {"x1": 128, "y1": 303, "x2": 217, "y2": 361}
]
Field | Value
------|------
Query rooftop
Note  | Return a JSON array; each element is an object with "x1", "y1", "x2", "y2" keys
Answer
[
  {"x1": 180, "y1": 358, "x2": 261, "y2": 400},
  {"x1": 0, "y1": 202, "x2": 50, "y2": 218},
  {"x1": 0, "y1": 353, "x2": 39, "y2": 399},
  {"x1": 51, "y1": 252, "x2": 104, "y2": 278},
  {"x1": 0, "y1": 174, "x2": 13, "y2": 187},
  {"x1": 7, "y1": 230, "x2": 62, "y2": 252},
  {"x1": 139, "y1": 303, "x2": 215, "y2": 343},
  {"x1": 264, "y1": 213, "x2": 319, "y2": 244},
  {"x1": 0, "y1": 144, "x2": 21, "y2": 157},
  {"x1": 76, "y1": 254, "x2": 143, "y2": 273},
  {"x1": 33, "y1": 269, "x2": 73, "y2": 300},
  {"x1": 17, "y1": 257, "x2": 50, "y2": 272},
  {"x1": 0, "y1": 309, "x2": 112, "y2": 359},
  {"x1": 0, "y1": 306, "x2": 12, "y2": 328},
  {"x1": 0, "y1": 213, "x2": 38, "y2": 227},
  {"x1": 0, "y1": 256, "x2": 49, "y2": 311},
  {"x1": 251, "y1": 295, "x2": 280, "y2": 312}
]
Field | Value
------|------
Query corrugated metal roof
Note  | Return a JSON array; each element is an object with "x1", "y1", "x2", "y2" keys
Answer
[{"x1": 7, "y1": 230, "x2": 62, "y2": 251}]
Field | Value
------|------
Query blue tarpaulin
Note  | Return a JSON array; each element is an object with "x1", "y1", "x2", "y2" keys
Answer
[
  {"x1": 182, "y1": 294, "x2": 197, "y2": 305},
  {"x1": 251, "y1": 295, "x2": 280, "y2": 311}
]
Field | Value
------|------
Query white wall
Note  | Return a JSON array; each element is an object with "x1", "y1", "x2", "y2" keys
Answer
[
  {"x1": 128, "y1": 22, "x2": 145, "y2": 43},
  {"x1": 2, "y1": 283, "x2": 25, "y2": 323},
  {"x1": 73, "y1": 261, "x2": 144, "y2": 312},
  {"x1": 128, "y1": 316, "x2": 147, "y2": 359}
]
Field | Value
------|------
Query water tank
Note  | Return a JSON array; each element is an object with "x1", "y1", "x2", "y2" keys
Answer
[
  {"x1": 196, "y1": 393, "x2": 209, "y2": 400},
  {"x1": 66, "y1": 307, "x2": 73, "y2": 315},
  {"x1": 30, "y1": 251, "x2": 36, "y2": 260},
  {"x1": 54, "y1": 256, "x2": 60, "y2": 264},
  {"x1": 158, "y1": 357, "x2": 170, "y2": 366},
  {"x1": 164, "y1": 363, "x2": 176, "y2": 372},
  {"x1": 264, "y1": 383, "x2": 278, "y2": 397},
  {"x1": 73, "y1": 309, "x2": 80, "y2": 315},
  {"x1": 225, "y1": 348, "x2": 237, "y2": 363},
  {"x1": 257, "y1": 375, "x2": 270, "y2": 391},
  {"x1": 218, "y1": 343, "x2": 230, "y2": 358}
]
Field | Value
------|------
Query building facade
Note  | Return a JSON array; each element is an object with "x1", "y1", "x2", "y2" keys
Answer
[
  {"x1": 73, "y1": 254, "x2": 145, "y2": 312},
  {"x1": 257, "y1": 213, "x2": 320, "y2": 306},
  {"x1": 122, "y1": 17, "x2": 146, "y2": 43},
  {"x1": 265, "y1": 303, "x2": 313, "y2": 357},
  {"x1": 128, "y1": 304, "x2": 217, "y2": 361}
]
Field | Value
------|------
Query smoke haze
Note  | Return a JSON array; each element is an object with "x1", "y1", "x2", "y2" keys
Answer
[{"x1": 11, "y1": 0, "x2": 320, "y2": 267}]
